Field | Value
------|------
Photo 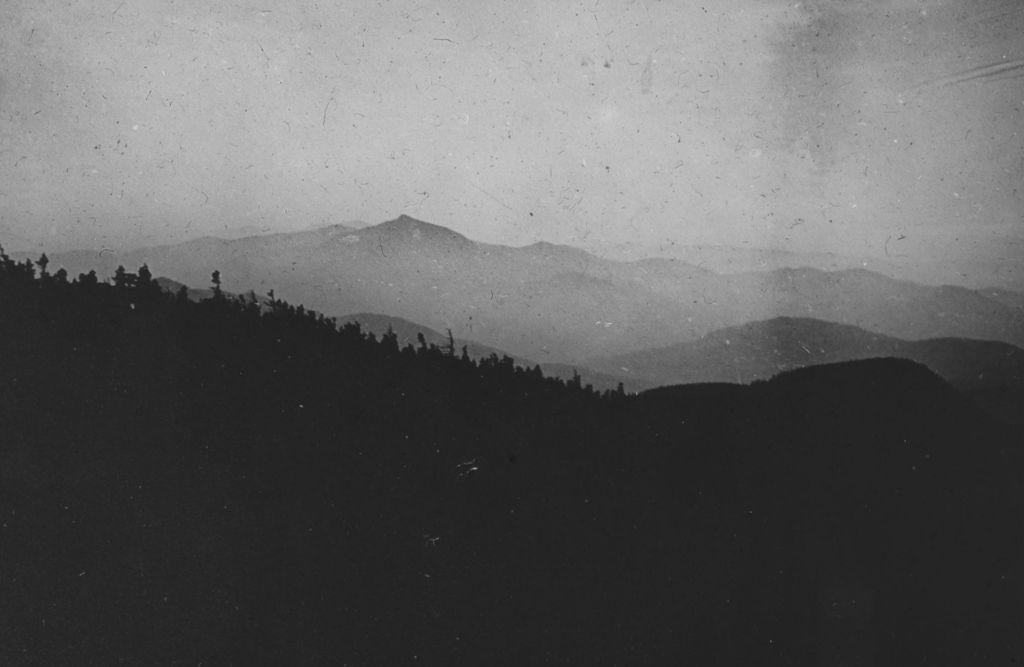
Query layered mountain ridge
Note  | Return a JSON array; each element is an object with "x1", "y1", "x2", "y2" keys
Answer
[
  {"x1": 13, "y1": 215, "x2": 1024, "y2": 365},
  {"x1": 587, "y1": 316, "x2": 1024, "y2": 391}
]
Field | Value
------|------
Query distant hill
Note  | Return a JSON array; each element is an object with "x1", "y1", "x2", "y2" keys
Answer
[
  {"x1": 17, "y1": 215, "x2": 1024, "y2": 362},
  {"x1": 588, "y1": 316, "x2": 1024, "y2": 392}
]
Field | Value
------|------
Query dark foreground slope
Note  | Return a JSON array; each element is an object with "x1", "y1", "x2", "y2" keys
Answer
[{"x1": 1, "y1": 254, "x2": 1022, "y2": 665}]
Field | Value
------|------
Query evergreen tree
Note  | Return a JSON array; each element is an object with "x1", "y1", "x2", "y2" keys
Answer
[
  {"x1": 211, "y1": 270, "x2": 222, "y2": 299},
  {"x1": 137, "y1": 264, "x2": 153, "y2": 286},
  {"x1": 381, "y1": 325, "x2": 399, "y2": 353},
  {"x1": 78, "y1": 270, "x2": 99, "y2": 287},
  {"x1": 113, "y1": 265, "x2": 129, "y2": 288}
]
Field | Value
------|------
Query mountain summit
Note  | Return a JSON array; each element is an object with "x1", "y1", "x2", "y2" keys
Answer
[{"x1": 368, "y1": 215, "x2": 476, "y2": 250}]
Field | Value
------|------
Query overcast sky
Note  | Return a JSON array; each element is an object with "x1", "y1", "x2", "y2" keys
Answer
[{"x1": 1, "y1": 0, "x2": 1022, "y2": 286}]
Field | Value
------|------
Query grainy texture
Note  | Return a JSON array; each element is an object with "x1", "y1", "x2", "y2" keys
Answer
[{"x1": 0, "y1": 0, "x2": 1021, "y2": 288}]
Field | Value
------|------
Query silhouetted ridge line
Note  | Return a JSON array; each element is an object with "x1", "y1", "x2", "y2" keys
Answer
[
  {"x1": 1, "y1": 244, "x2": 1022, "y2": 665},
  {"x1": 0, "y1": 248, "x2": 619, "y2": 404},
  {"x1": 766, "y1": 356, "x2": 942, "y2": 385}
]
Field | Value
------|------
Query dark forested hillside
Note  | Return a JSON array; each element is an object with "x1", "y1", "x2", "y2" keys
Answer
[{"x1": 1, "y1": 249, "x2": 1022, "y2": 665}]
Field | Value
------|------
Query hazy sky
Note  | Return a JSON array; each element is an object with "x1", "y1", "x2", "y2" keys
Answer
[{"x1": 1, "y1": 0, "x2": 1022, "y2": 285}]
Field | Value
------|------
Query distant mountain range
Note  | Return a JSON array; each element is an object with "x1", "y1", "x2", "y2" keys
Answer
[
  {"x1": 332, "y1": 308, "x2": 1024, "y2": 419},
  {"x1": 348, "y1": 307, "x2": 1024, "y2": 425},
  {"x1": 17, "y1": 214, "x2": 1024, "y2": 365},
  {"x1": 586, "y1": 316, "x2": 1024, "y2": 391},
  {"x1": 592, "y1": 239, "x2": 901, "y2": 275}
]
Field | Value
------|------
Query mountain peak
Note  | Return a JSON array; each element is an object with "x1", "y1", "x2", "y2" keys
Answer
[{"x1": 372, "y1": 215, "x2": 474, "y2": 248}]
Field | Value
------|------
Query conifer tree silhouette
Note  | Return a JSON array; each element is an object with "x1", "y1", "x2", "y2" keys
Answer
[
  {"x1": 78, "y1": 270, "x2": 98, "y2": 287},
  {"x1": 381, "y1": 325, "x2": 399, "y2": 354},
  {"x1": 211, "y1": 270, "x2": 222, "y2": 299},
  {"x1": 137, "y1": 264, "x2": 153, "y2": 286},
  {"x1": 113, "y1": 265, "x2": 129, "y2": 288}
]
